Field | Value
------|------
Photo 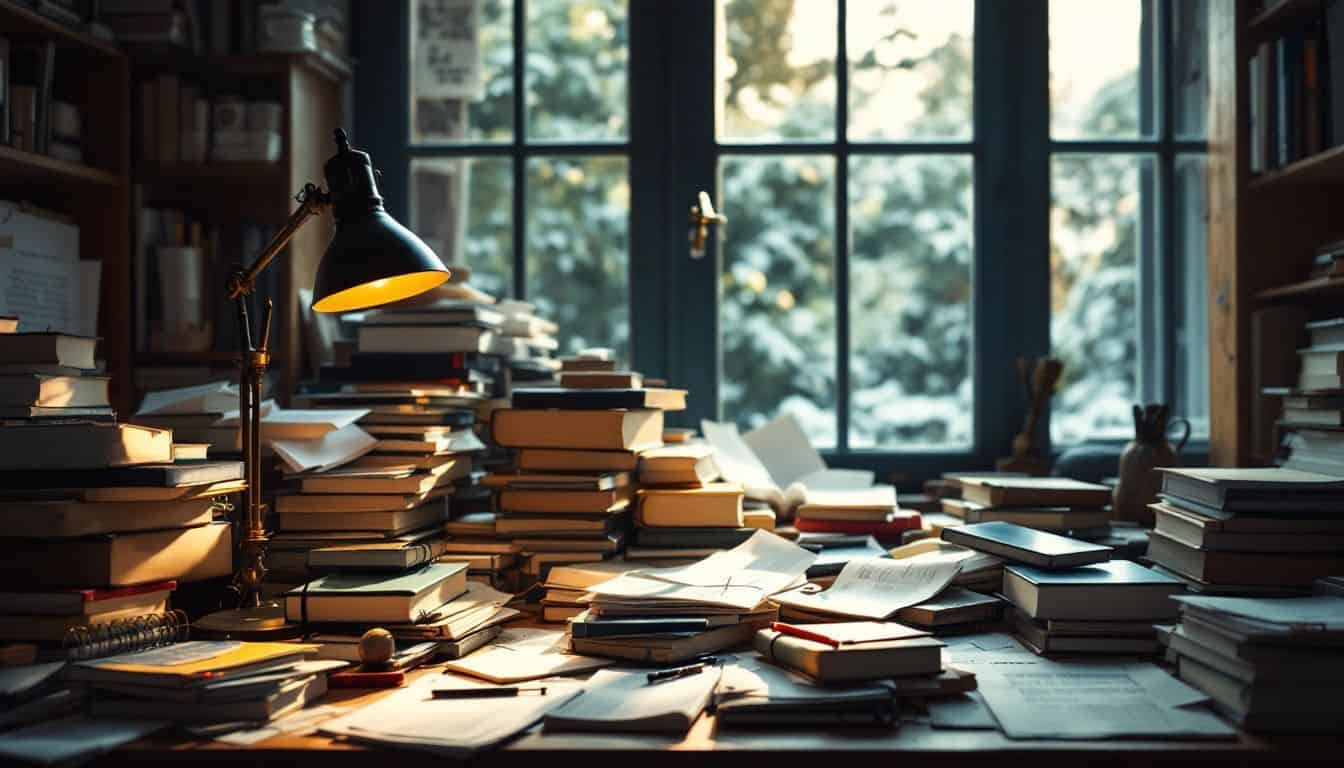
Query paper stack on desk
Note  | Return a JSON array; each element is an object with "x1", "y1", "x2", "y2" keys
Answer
[
  {"x1": 570, "y1": 531, "x2": 815, "y2": 663},
  {"x1": 1164, "y1": 593, "x2": 1344, "y2": 732}
]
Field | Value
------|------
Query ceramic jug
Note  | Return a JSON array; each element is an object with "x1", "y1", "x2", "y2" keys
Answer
[{"x1": 1113, "y1": 404, "x2": 1190, "y2": 526}]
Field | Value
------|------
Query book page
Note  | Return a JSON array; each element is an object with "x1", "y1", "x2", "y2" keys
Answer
[
  {"x1": 771, "y1": 557, "x2": 961, "y2": 620},
  {"x1": 742, "y1": 413, "x2": 827, "y2": 487}
]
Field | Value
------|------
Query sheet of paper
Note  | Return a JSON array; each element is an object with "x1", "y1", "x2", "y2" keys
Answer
[
  {"x1": 771, "y1": 556, "x2": 961, "y2": 619},
  {"x1": 272, "y1": 424, "x2": 377, "y2": 474},
  {"x1": 590, "y1": 531, "x2": 817, "y2": 611},
  {"x1": 545, "y1": 667, "x2": 720, "y2": 728},
  {"x1": 136, "y1": 380, "x2": 236, "y2": 415},
  {"x1": 0, "y1": 204, "x2": 79, "y2": 334},
  {"x1": 700, "y1": 419, "x2": 777, "y2": 490},
  {"x1": 0, "y1": 716, "x2": 165, "y2": 765},
  {"x1": 215, "y1": 705, "x2": 347, "y2": 745},
  {"x1": 742, "y1": 413, "x2": 827, "y2": 487},
  {"x1": 975, "y1": 659, "x2": 1234, "y2": 739},
  {"x1": 441, "y1": 628, "x2": 611, "y2": 683},
  {"x1": 926, "y1": 691, "x2": 999, "y2": 730},
  {"x1": 322, "y1": 673, "x2": 581, "y2": 756}
]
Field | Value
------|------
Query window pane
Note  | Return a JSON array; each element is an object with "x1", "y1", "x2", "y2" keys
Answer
[
  {"x1": 1173, "y1": 154, "x2": 1209, "y2": 436},
  {"x1": 849, "y1": 155, "x2": 974, "y2": 449},
  {"x1": 720, "y1": 155, "x2": 836, "y2": 447},
  {"x1": 526, "y1": 156, "x2": 629, "y2": 358},
  {"x1": 1049, "y1": 0, "x2": 1147, "y2": 139},
  {"x1": 527, "y1": 0, "x2": 628, "y2": 141},
  {"x1": 1172, "y1": 0, "x2": 1208, "y2": 139},
  {"x1": 717, "y1": 0, "x2": 836, "y2": 142},
  {"x1": 410, "y1": 157, "x2": 513, "y2": 298},
  {"x1": 847, "y1": 0, "x2": 974, "y2": 142},
  {"x1": 410, "y1": 0, "x2": 513, "y2": 143},
  {"x1": 1051, "y1": 154, "x2": 1153, "y2": 443}
]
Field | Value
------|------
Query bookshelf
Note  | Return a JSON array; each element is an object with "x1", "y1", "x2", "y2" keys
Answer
[
  {"x1": 0, "y1": 0, "x2": 132, "y2": 412},
  {"x1": 129, "y1": 50, "x2": 350, "y2": 406},
  {"x1": 1207, "y1": 1, "x2": 1344, "y2": 465}
]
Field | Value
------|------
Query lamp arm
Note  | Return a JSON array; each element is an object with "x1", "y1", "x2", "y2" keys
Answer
[{"x1": 224, "y1": 181, "x2": 330, "y2": 611}]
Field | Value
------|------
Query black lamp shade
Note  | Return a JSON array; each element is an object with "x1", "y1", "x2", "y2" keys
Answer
[
  {"x1": 309, "y1": 129, "x2": 450, "y2": 313},
  {"x1": 310, "y1": 209, "x2": 450, "y2": 313}
]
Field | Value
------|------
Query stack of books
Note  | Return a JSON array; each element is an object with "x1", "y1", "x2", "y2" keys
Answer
[
  {"x1": 568, "y1": 531, "x2": 814, "y2": 663},
  {"x1": 495, "y1": 300, "x2": 560, "y2": 385},
  {"x1": 624, "y1": 442, "x2": 768, "y2": 566},
  {"x1": 940, "y1": 476, "x2": 1114, "y2": 539},
  {"x1": 1148, "y1": 467, "x2": 1344, "y2": 593},
  {"x1": 793, "y1": 486, "x2": 918, "y2": 545},
  {"x1": 74, "y1": 640, "x2": 339, "y2": 725},
  {"x1": 944, "y1": 520, "x2": 1185, "y2": 653},
  {"x1": 264, "y1": 464, "x2": 456, "y2": 595},
  {"x1": 0, "y1": 333, "x2": 242, "y2": 642},
  {"x1": 490, "y1": 363, "x2": 681, "y2": 585},
  {"x1": 1164, "y1": 593, "x2": 1344, "y2": 732},
  {"x1": 538, "y1": 560, "x2": 642, "y2": 622}
]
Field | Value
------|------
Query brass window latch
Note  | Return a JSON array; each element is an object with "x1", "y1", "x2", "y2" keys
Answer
[{"x1": 688, "y1": 190, "x2": 726, "y2": 259}]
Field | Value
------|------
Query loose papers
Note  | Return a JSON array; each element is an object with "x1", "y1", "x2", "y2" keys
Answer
[
  {"x1": 974, "y1": 658, "x2": 1235, "y2": 739},
  {"x1": 585, "y1": 530, "x2": 817, "y2": 612},
  {"x1": 770, "y1": 556, "x2": 962, "y2": 620},
  {"x1": 441, "y1": 628, "x2": 611, "y2": 683},
  {"x1": 322, "y1": 674, "x2": 581, "y2": 756}
]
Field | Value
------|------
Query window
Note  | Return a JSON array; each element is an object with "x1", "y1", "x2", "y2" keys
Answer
[
  {"x1": 406, "y1": 0, "x2": 631, "y2": 359},
  {"x1": 1048, "y1": 0, "x2": 1209, "y2": 443},
  {"x1": 358, "y1": 0, "x2": 1208, "y2": 476},
  {"x1": 716, "y1": 0, "x2": 976, "y2": 451}
]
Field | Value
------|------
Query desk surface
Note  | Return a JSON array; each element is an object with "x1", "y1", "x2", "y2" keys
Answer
[{"x1": 108, "y1": 647, "x2": 1343, "y2": 767}]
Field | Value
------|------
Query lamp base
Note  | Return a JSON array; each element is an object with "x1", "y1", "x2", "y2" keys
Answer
[{"x1": 194, "y1": 601, "x2": 304, "y2": 641}]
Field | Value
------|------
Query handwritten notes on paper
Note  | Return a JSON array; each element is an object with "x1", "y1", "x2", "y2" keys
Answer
[{"x1": 771, "y1": 557, "x2": 962, "y2": 620}]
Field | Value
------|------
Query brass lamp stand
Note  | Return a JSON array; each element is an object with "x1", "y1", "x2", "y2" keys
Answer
[{"x1": 196, "y1": 129, "x2": 450, "y2": 636}]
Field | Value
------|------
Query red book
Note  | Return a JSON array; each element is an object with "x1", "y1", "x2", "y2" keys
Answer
[
  {"x1": 794, "y1": 513, "x2": 923, "y2": 538},
  {"x1": 0, "y1": 581, "x2": 177, "y2": 616}
]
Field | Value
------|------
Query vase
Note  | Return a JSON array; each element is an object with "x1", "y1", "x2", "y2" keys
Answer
[{"x1": 1113, "y1": 404, "x2": 1190, "y2": 526}]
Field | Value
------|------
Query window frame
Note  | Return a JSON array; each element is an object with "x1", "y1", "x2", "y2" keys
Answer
[{"x1": 352, "y1": 0, "x2": 1209, "y2": 486}]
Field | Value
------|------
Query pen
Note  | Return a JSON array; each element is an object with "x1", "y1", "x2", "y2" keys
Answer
[
  {"x1": 431, "y1": 686, "x2": 547, "y2": 699},
  {"x1": 770, "y1": 622, "x2": 841, "y2": 648},
  {"x1": 646, "y1": 663, "x2": 707, "y2": 684}
]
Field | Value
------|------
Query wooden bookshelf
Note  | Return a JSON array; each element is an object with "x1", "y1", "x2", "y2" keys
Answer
[
  {"x1": 1207, "y1": 2, "x2": 1344, "y2": 465},
  {"x1": 0, "y1": 145, "x2": 121, "y2": 186},
  {"x1": 130, "y1": 51, "x2": 349, "y2": 405},
  {"x1": 0, "y1": 2, "x2": 133, "y2": 413}
]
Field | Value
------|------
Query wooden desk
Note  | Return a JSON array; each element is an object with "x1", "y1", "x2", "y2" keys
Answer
[{"x1": 110, "y1": 661, "x2": 1343, "y2": 767}]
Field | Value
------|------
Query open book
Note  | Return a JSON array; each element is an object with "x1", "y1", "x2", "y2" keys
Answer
[{"x1": 701, "y1": 414, "x2": 875, "y2": 517}]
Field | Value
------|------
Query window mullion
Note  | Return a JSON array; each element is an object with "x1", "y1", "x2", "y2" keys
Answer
[
  {"x1": 835, "y1": 0, "x2": 851, "y2": 451},
  {"x1": 512, "y1": 0, "x2": 527, "y2": 300}
]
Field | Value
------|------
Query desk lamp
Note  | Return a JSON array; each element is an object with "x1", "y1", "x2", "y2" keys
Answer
[{"x1": 197, "y1": 129, "x2": 450, "y2": 635}]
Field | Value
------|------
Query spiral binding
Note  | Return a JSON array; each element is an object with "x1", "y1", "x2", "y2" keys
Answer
[{"x1": 61, "y1": 610, "x2": 191, "y2": 661}]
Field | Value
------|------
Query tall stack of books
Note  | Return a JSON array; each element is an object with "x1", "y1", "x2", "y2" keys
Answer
[
  {"x1": 1149, "y1": 467, "x2": 1344, "y2": 594},
  {"x1": 1272, "y1": 316, "x2": 1344, "y2": 477},
  {"x1": 488, "y1": 406, "x2": 663, "y2": 585},
  {"x1": 0, "y1": 332, "x2": 242, "y2": 648},
  {"x1": 940, "y1": 476, "x2": 1113, "y2": 539},
  {"x1": 1164, "y1": 593, "x2": 1344, "y2": 733},
  {"x1": 944, "y1": 521, "x2": 1185, "y2": 653}
]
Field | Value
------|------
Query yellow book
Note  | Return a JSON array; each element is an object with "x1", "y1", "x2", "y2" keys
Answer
[{"x1": 69, "y1": 641, "x2": 318, "y2": 688}]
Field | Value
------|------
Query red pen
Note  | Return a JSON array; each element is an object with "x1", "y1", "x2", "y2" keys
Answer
[{"x1": 771, "y1": 622, "x2": 841, "y2": 648}]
